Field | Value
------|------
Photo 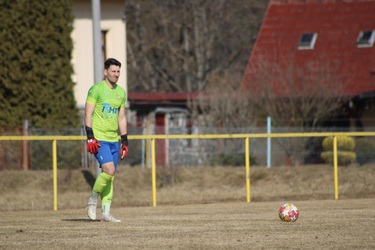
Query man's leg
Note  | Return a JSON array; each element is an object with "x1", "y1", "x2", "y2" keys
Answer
[
  {"x1": 87, "y1": 171, "x2": 113, "y2": 220},
  {"x1": 86, "y1": 142, "x2": 116, "y2": 220},
  {"x1": 100, "y1": 161, "x2": 121, "y2": 222},
  {"x1": 100, "y1": 175, "x2": 120, "y2": 222}
]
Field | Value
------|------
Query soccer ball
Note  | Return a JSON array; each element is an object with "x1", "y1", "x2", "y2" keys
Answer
[{"x1": 279, "y1": 203, "x2": 299, "y2": 222}]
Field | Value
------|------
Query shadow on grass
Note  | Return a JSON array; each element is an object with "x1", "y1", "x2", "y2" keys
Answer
[
  {"x1": 62, "y1": 218, "x2": 100, "y2": 222},
  {"x1": 81, "y1": 170, "x2": 96, "y2": 188}
]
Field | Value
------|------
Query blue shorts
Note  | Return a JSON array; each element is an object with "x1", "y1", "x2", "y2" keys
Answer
[{"x1": 95, "y1": 141, "x2": 120, "y2": 169}]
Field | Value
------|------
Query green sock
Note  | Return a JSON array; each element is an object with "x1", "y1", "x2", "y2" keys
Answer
[
  {"x1": 101, "y1": 175, "x2": 114, "y2": 215},
  {"x1": 102, "y1": 202, "x2": 111, "y2": 215},
  {"x1": 92, "y1": 172, "x2": 113, "y2": 194}
]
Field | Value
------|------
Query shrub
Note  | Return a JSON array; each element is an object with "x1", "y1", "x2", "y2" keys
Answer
[
  {"x1": 322, "y1": 136, "x2": 355, "y2": 151},
  {"x1": 321, "y1": 151, "x2": 356, "y2": 166},
  {"x1": 355, "y1": 138, "x2": 375, "y2": 166},
  {"x1": 321, "y1": 136, "x2": 356, "y2": 166}
]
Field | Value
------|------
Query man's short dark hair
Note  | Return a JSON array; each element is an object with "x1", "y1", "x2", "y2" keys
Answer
[{"x1": 104, "y1": 58, "x2": 121, "y2": 69}]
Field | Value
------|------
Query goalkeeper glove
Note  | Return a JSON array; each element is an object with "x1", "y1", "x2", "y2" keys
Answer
[
  {"x1": 86, "y1": 126, "x2": 101, "y2": 154},
  {"x1": 120, "y1": 134, "x2": 129, "y2": 160}
]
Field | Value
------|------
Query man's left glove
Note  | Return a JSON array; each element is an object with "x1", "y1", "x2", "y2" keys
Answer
[{"x1": 120, "y1": 134, "x2": 129, "y2": 160}]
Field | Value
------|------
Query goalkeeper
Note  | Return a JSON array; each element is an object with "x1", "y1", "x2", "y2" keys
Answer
[{"x1": 85, "y1": 58, "x2": 128, "y2": 223}]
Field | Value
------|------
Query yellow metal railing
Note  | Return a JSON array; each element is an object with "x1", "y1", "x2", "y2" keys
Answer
[{"x1": 2, "y1": 131, "x2": 375, "y2": 210}]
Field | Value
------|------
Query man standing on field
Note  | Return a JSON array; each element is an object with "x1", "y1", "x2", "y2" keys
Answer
[{"x1": 85, "y1": 58, "x2": 128, "y2": 222}]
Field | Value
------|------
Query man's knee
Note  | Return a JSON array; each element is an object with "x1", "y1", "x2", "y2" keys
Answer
[{"x1": 102, "y1": 162, "x2": 116, "y2": 175}]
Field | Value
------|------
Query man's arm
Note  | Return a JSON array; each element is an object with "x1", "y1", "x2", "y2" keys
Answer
[
  {"x1": 118, "y1": 106, "x2": 128, "y2": 159},
  {"x1": 118, "y1": 106, "x2": 127, "y2": 136},
  {"x1": 85, "y1": 103, "x2": 95, "y2": 128},
  {"x1": 85, "y1": 103, "x2": 101, "y2": 154}
]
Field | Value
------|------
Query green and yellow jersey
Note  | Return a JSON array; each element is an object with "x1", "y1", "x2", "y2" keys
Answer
[{"x1": 86, "y1": 81, "x2": 127, "y2": 142}]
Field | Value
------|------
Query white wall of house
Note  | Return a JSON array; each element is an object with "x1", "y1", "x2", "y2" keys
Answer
[{"x1": 71, "y1": 0, "x2": 127, "y2": 109}]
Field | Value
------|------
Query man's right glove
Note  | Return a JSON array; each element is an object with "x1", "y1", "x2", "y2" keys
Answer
[
  {"x1": 86, "y1": 126, "x2": 101, "y2": 154},
  {"x1": 87, "y1": 138, "x2": 101, "y2": 154}
]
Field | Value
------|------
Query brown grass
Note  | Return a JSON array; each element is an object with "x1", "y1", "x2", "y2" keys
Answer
[
  {"x1": 1, "y1": 199, "x2": 374, "y2": 249},
  {"x1": 0, "y1": 165, "x2": 374, "y2": 249},
  {"x1": 0, "y1": 165, "x2": 374, "y2": 211}
]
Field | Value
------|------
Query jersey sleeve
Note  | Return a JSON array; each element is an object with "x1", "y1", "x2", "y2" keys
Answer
[{"x1": 86, "y1": 85, "x2": 99, "y2": 104}]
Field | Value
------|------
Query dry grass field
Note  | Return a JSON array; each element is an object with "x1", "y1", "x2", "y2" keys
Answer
[{"x1": 0, "y1": 165, "x2": 374, "y2": 249}]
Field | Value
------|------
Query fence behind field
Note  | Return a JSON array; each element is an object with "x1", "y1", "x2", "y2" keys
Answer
[
  {"x1": 1, "y1": 131, "x2": 375, "y2": 210},
  {"x1": 3, "y1": 126, "x2": 375, "y2": 170}
]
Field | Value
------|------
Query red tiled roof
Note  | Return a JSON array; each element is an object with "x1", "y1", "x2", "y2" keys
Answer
[{"x1": 242, "y1": 0, "x2": 375, "y2": 97}]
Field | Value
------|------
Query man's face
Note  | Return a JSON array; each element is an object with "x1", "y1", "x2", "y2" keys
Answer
[{"x1": 104, "y1": 65, "x2": 121, "y2": 84}]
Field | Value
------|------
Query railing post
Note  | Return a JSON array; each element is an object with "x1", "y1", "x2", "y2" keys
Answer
[
  {"x1": 266, "y1": 116, "x2": 271, "y2": 168},
  {"x1": 52, "y1": 140, "x2": 58, "y2": 211},
  {"x1": 245, "y1": 137, "x2": 251, "y2": 203},
  {"x1": 333, "y1": 136, "x2": 339, "y2": 200},
  {"x1": 151, "y1": 138, "x2": 157, "y2": 207}
]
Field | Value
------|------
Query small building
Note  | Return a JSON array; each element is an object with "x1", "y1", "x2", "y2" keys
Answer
[{"x1": 128, "y1": 92, "x2": 199, "y2": 166}]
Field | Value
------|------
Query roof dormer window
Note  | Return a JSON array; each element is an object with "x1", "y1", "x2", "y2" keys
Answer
[
  {"x1": 357, "y1": 30, "x2": 375, "y2": 48},
  {"x1": 298, "y1": 32, "x2": 317, "y2": 50}
]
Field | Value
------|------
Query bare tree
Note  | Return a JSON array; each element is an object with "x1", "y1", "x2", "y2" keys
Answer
[
  {"x1": 124, "y1": 0, "x2": 268, "y2": 92},
  {"x1": 191, "y1": 73, "x2": 260, "y2": 129},
  {"x1": 244, "y1": 52, "x2": 353, "y2": 130},
  {"x1": 192, "y1": 50, "x2": 352, "y2": 130},
  {"x1": 242, "y1": 51, "x2": 354, "y2": 165}
]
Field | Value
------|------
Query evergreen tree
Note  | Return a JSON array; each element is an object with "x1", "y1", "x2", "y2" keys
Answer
[{"x1": 0, "y1": 0, "x2": 79, "y2": 129}]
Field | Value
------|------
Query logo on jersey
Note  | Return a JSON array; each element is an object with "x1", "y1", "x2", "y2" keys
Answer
[{"x1": 101, "y1": 103, "x2": 118, "y2": 117}]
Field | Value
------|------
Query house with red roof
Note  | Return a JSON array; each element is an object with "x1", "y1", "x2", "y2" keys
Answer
[{"x1": 242, "y1": 0, "x2": 375, "y2": 129}]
